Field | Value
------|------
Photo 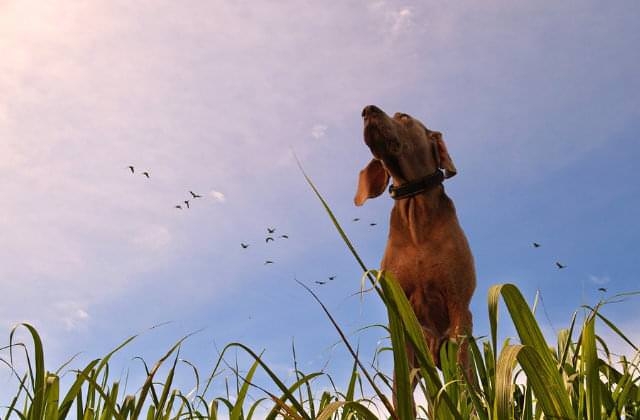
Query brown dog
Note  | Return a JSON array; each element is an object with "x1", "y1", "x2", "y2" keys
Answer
[{"x1": 355, "y1": 105, "x2": 476, "y2": 384}]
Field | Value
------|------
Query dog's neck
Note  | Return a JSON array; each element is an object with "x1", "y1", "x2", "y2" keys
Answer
[{"x1": 389, "y1": 185, "x2": 456, "y2": 244}]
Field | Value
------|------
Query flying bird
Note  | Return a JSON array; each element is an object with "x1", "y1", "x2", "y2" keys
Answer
[
  {"x1": 142, "y1": 171, "x2": 150, "y2": 178},
  {"x1": 353, "y1": 218, "x2": 360, "y2": 222},
  {"x1": 265, "y1": 237, "x2": 274, "y2": 243},
  {"x1": 598, "y1": 287, "x2": 607, "y2": 292},
  {"x1": 175, "y1": 205, "x2": 182, "y2": 210},
  {"x1": 189, "y1": 191, "x2": 202, "y2": 199},
  {"x1": 128, "y1": 165, "x2": 135, "y2": 174},
  {"x1": 280, "y1": 234, "x2": 289, "y2": 239},
  {"x1": 533, "y1": 242, "x2": 541, "y2": 248},
  {"x1": 315, "y1": 281, "x2": 327, "y2": 285},
  {"x1": 328, "y1": 275, "x2": 336, "y2": 281},
  {"x1": 184, "y1": 200, "x2": 190, "y2": 209},
  {"x1": 267, "y1": 227, "x2": 276, "y2": 234},
  {"x1": 264, "y1": 260, "x2": 274, "y2": 265},
  {"x1": 241, "y1": 243, "x2": 249, "y2": 249},
  {"x1": 555, "y1": 262, "x2": 567, "y2": 269},
  {"x1": 370, "y1": 222, "x2": 377, "y2": 226}
]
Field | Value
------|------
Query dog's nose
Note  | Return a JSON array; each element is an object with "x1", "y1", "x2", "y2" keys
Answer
[{"x1": 362, "y1": 105, "x2": 383, "y2": 118}]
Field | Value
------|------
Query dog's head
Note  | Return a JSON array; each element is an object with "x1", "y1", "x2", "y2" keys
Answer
[{"x1": 355, "y1": 105, "x2": 457, "y2": 206}]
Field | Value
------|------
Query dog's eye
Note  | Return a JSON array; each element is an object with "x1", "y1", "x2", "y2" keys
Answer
[{"x1": 393, "y1": 112, "x2": 410, "y2": 120}]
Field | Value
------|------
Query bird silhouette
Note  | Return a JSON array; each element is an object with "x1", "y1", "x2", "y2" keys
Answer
[
  {"x1": 264, "y1": 260, "x2": 274, "y2": 265},
  {"x1": 142, "y1": 171, "x2": 150, "y2": 178},
  {"x1": 189, "y1": 191, "x2": 202, "y2": 199},
  {"x1": 328, "y1": 275, "x2": 336, "y2": 281},
  {"x1": 353, "y1": 218, "x2": 360, "y2": 222},
  {"x1": 241, "y1": 243, "x2": 249, "y2": 249},
  {"x1": 555, "y1": 262, "x2": 567, "y2": 269},
  {"x1": 533, "y1": 242, "x2": 541, "y2": 248},
  {"x1": 315, "y1": 280, "x2": 326, "y2": 285},
  {"x1": 128, "y1": 165, "x2": 135, "y2": 174},
  {"x1": 370, "y1": 222, "x2": 377, "y2": 226},
  {"x1": 267, "y1": 227, "x2": 276, "y2": 234},
  {"x1": 184, "y1": 200, "x2": 190, "y2": 209},
  {"x1": 265, "y1": 237, "x2": 274, "y2": 243},
  {"x1": 598, "y1": 287, "x2": 607, "y2": 292},
  {"x1": 175, "y1": 205, "x2": 182, "y2": 210},
  {"x1": 280, "y1": 234, "x2": 289, "y2": 239}
]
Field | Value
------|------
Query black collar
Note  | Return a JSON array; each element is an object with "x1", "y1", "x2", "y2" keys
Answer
[{"x1": 389, "y1": 169, "x2": 444, "y2": 200}]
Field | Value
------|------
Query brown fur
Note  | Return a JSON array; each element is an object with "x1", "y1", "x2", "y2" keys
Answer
[{"x1": 355, "y1": 105, "x2": 476, "y2": 397}]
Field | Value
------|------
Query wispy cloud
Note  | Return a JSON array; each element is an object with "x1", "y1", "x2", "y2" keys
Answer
[
  {"x1": 210, "y1": 190, "x2": 226, "y2": 203},
  {"x1": 54, "y1": 301, "x2": 90, "y2": 331},
  {"x1": 310, "y1": 124, "x2": 328, "y2": 140},
  {"x1": 390, "y1": 7, "x2": 414, "y2": 36},
  {"x1": 589, "y1": 275, "x2": 611, "y2": 285},
  {"x1": 367, "y1": 2, "x2": 415, "y2": 39}
]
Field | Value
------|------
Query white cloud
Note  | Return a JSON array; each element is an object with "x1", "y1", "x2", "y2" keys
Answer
[
  {"x1": 311, "y1": 124, "x2": 328, "y2": 140},
  {"x1": 391, "y1": 7, "x2": 414, "y2": 36},
  {"x1": 210, "y1": 190, "x2": 226, "y2": 203},
  {"x1": 589, "y1": 275, "x2": 611, "y2": 285},
  {"x1": 367, "y1": 2, "x2": 415, "y2": 38},
  {"x1": 53, "y1": 301, "x2": 90, "y2": 331}
]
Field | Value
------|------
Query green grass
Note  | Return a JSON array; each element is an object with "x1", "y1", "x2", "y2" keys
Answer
[
  {"x1": 2, "y1": 172, "x2": 639, "y2": 419},
  {"x1": 3, "y1": 279, "x2": 638, "y2": 419}
]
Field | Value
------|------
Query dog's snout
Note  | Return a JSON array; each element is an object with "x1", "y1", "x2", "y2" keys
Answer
[{"x1": 362, "y1": 105, "x2": 383, "y2": 118}]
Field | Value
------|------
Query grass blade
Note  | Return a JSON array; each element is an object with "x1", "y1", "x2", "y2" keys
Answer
[
  {"x1": 378, "y1": 271, "x2": 461, "y2": 420},
  {"x1": 58, "y1": 359, "x2": 100, "y2": 419},
  {"x1": 490, "y1": 284, "x2": 575, "y2": 419},
  {"x1": 582, "y1": 314, "x2": 601, "y2": 420},
  {"x1": 230, "y1": 357, "x2": 261, "y2": 420}
]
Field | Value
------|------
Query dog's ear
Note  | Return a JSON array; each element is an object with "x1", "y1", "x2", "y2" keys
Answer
[
  {"x1": 432, "y1": 131, "x2": 457, "y2": 178},
  {"x1": 354, "y1": 159, "x2": 390, "y2": 206}
]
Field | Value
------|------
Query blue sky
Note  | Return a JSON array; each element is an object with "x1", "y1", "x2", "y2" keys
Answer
[{"x1": 1, "y1": 0, "x2": 639, "y2": 404}]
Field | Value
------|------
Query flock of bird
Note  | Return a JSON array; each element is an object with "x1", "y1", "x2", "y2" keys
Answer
[
  {"x1": 175, "y1": 190, "x2": 203, "y2": 210},
  {"x1": 239, "y1": 220, "x2": 377, "y2": 286},
  {"x1": 128, "y1": 165, "x2": 206, "y2": 211},
  {"x1": 239, "y1": 227, "x2": 337, "y2": 284},
  {"x1": 128, "y1": 165, "x2": 149, "y2": 178},
  {"x1": 531, "y1": 241, "x2": 566, "y2": 269},
  {"x1": 128, "y1": 165, "x2": 602, "y2": 292},
  {"x1": 128, "y1": 164, "x2": 341, "y2": 286},
  {"x1": 239, "y1": 227, "x2": 290, "y2": 266},
  {"x1": 352, "y1": 217, "x2": 377, "y2": 226}
]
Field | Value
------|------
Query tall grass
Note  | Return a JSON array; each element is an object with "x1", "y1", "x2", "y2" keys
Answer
[{"x1": 2, "y1": 173, "x2": 638, "y2": 419}]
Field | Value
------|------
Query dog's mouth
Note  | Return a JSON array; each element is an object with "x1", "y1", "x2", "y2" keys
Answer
[
  {"x1": 363, "y1": 123, "x2": 390, "y2": 159},
  {"x1": 363, "y1": 121, "x2": 380, "y2": 145},
  {"x1": 362, "y1": 106, "x2": 396, "y2": 158},
  {"x1": 362, "y1": 105, "x2": 382, "y2": 135}
]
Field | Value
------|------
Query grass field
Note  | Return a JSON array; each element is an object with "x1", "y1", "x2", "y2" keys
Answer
[
  {"x1": 3, "y1": 278, "x2": 638, "y2": 419},
  {"x1": 2, "y1": 175, "x2": 638, "y2": 419}
]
